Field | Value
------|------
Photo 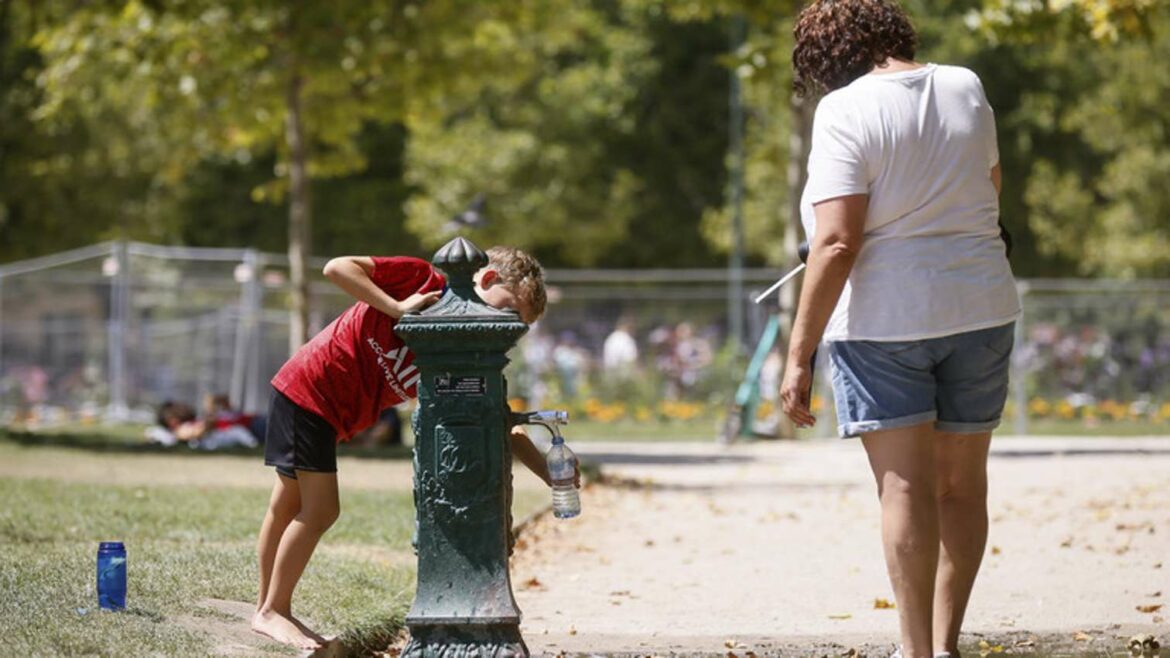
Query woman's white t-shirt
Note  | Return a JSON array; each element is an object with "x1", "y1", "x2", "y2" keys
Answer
[{"x1": 800, "y1": 63, "x2": 1020, "y2": 342}]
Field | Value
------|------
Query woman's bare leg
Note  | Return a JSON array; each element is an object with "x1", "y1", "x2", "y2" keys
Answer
[
  {"x1": 862, "y1": 423, "x2": 939, "y2": 658},
  {"x1": 933, "y1": 432, "x2": 991, "y2": 655}
]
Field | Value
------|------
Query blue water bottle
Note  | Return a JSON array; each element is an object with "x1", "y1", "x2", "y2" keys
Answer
[{"x1": 96, "y1": 542, "x2": 127, "y2": 610}]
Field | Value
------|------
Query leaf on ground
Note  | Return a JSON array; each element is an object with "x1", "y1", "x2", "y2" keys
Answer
[
  {"x1": 1136, "y1": 604, "x2": 1163, "y2": 613},
  {"x1": 1074, "y1": 631, "x2": 1094, "y2": 642},
  {"x1": 725, "y1": 639, "x2": 746, "y2": 649},
  {"x1": 991, "y1": 546, "x2": 1002, "y2": 555},
  {"x1": 828, "y1": 613, "x2": 852, "y2": 620},
  {"x1": 568, "y1": 625, "x2": 577, "y2": 635},
  {"x1": 1013, "y1": 639, "x2": 1036, "y2": 648},
  {"x1": 979, "y1": 640, "x2": 1005, "y2": 655},
  {"x1": 873, "y1": 598, "x2": 895, "y2": 609},
  {"x1": 520, "y1": 577, "x2": 544, "y2": 590}
]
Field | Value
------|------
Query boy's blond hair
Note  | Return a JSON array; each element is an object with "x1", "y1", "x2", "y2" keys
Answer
[{"x1": 486, "y1": 246, "x2": 547, "y2": 322}]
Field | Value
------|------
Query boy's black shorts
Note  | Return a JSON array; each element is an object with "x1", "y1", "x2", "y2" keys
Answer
[{"x1": 264, "y1": 387, "x2": 338, "y2": 479}]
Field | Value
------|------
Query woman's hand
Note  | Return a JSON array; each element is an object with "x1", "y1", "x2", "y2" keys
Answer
[
  {"x1": 395, "y1": 290, "x2": 443, "y2": 316},
  {"x1": 780, "y1": 360, "x2": 816, "y2": 428}
]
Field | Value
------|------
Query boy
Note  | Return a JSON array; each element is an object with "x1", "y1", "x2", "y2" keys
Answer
[{"x1": 252, "y1": 246, "x2": 553, "y2": 650}]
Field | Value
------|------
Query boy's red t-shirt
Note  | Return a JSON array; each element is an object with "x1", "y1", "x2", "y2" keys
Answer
[{"x1": 271, "y1": 257, "x2": 447, "y2": 441}]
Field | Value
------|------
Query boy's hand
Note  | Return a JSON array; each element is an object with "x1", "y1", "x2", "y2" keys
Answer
[{"x1": 395, "y1": 290, "x2": 442, "y2": 316}]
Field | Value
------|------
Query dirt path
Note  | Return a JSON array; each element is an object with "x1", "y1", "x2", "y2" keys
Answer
[{"x1": 511, "y1": 438, "x2": 1170, "y2": 656}]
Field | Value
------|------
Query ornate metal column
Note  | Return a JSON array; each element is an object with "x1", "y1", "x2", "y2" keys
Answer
[{"x1": 396, "y1": 237, "x2": 530, "y2": 658}]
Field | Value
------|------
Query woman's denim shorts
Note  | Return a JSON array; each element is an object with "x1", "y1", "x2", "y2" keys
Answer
[{"x1": 828, "y1": 322, "x2": 1015, "y2": 438}]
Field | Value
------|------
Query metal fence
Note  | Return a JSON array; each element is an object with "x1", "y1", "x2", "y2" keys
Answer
[{"x1": 2, "y1": 241, "x2": 1169, "y2": 434}]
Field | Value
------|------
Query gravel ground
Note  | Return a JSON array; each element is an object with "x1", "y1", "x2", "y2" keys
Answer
[{"x1": 510, "y1": 438, "x2": 1170, "y2": 657}]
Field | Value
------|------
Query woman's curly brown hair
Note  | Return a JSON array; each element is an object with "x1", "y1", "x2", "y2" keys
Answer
[{"x1": 793, "y1": 0, "x2": 918, "y2": 96}]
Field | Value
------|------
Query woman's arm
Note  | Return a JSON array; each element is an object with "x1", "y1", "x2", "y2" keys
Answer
[
  {"x1": 508, "y1": 426, "x2": 581, "y2": 488},
  {"x1": 322, "y1": 256, "x2": 441, "y2": 319},
  {"x1": 509, "y1": 426, "x2": 552, "y2": 486},
  {"x1": 780, "y1": 193, "x2": 868, "y2": 427}
]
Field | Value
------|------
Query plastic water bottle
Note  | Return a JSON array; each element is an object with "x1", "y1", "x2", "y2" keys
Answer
[
  {"x1": 96, "y1": 542, "x2": 127, "y2": 610},
  {"x1": 546, "y1": 436, "x2": 580, "y2": 519}
]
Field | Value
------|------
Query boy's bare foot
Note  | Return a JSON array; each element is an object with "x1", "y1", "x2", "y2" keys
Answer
[
  {"x1": 289, "y1": 614, "x2": 327, "y2": 644},
  {"x1": 252, "y1": 608, "x2": 322, "y2": 650}
]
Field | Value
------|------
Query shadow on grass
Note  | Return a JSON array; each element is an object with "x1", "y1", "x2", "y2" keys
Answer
[{"x1": 0, "y1": 428, "x2": 414, "y2": 461}]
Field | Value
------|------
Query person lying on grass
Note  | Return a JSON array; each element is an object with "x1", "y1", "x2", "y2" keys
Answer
[{"x1": 253, "y1": 246, "x2": 567, "y2": 651}]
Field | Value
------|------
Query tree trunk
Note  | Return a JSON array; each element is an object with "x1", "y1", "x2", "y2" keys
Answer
[
  {"x1": 776, "y1": 92, "x2": 813, "y2": 439},
  {"x1": 285, "y1": 70, "x2": 311, "y2": 354}
]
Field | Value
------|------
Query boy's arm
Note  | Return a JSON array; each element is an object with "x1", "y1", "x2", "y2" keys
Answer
[{"x1": 322, "y1": 256, "x2": 441, "y2": 319}]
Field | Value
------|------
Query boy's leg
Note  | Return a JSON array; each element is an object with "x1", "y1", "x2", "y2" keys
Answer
[
  {"x1": 254, "y1": 470, "x2": 340, "y2": 649},
  {"x1": 861, "y1": 423, "x2": 939, "y2": 658},
  {"x1": 256, "y1": 472, "x2": 300, "y2": 611},
  {"x1": 932, "y1": 431, "x2": 991, "y2": 655},
  {"x1": 254, "y1": 471, "x2": 325, "y2": 643}
]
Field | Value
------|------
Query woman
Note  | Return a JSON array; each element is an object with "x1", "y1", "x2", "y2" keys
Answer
[{"x1": 780, "y1": 2, "x2": 1020, "y2": 657}]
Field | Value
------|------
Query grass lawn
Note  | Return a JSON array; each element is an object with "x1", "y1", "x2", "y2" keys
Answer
[{"x1": 0, "y1": 433, "x2": 550, "y2": 657}]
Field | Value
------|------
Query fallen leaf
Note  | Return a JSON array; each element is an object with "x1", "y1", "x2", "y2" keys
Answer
[
  {"x1": 1148, "y1": 591, "x2": 1162, "y2": 597},
  {"x1": 991, "y1": 546, "x2": 1002, "y2": 555},
  {"x1": 1136, "y1": 604, "x2": 1163, "y2": 613},
  {"x1": 1074, "y1": 631, "x2": 1093, "y2": 642},
  {"x1": 1013, "y1": 639, "x2": 1036, "y2": 648},
  {"x1": 873, "y1": 598, "x2": 896, "y2": 609},
  {"x1": 520, "y1": 577, "x2": 544, "y2": 590},
  {"x1": 568, "y1": 626, "x2": 577, "y2": 636},
  {"x1": 1060, "y1": 537, "x2": 1074, "y2": 548},
  {"x1": 828, "y1": 613, "x2": 853, "y2": 620}
]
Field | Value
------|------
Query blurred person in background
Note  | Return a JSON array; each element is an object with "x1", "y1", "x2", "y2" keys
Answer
[
  {"x1": 553, "y1": 330, "x2": 589, "y2": 400},
  {"x1": 602, "y1": 317, "x2": 639, "y2": 377},
  {"x1": 779, "y1": 1, "x2": 1019, "y2": 656},
  {"x1": 671, "y1": 322, "x2": 712, "y2": 397}
]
